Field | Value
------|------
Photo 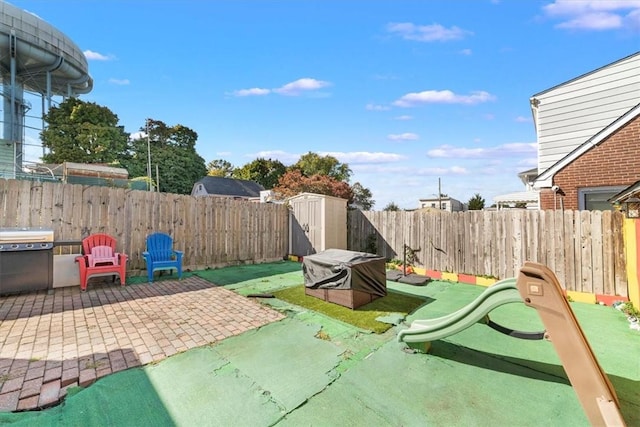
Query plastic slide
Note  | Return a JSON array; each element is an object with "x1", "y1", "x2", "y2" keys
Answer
[
  {"x1": 517, "y1": 262, "x2": 625, "y2": 426},
  {"x1": 397, "y1": 278, "x2": 523, "y2": 346}
]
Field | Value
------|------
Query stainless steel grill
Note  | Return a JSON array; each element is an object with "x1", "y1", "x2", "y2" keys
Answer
[{"x1": 0, "y1": 227, "x2": 54, "y2": 295}]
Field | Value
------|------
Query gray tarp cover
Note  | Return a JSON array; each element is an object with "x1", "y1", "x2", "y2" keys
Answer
[{"x1": 302, "y1": 249, "x2": 387, "y2": 297}]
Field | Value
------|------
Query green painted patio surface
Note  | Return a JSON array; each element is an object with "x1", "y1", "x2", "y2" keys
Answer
[{"x1": 1, "y1": 261, "x2": 638, "y2": 426}]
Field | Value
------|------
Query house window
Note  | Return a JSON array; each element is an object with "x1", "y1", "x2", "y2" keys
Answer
[
  {"x1": 431, "y1": 203, "x2": 436, "y2": 208},
  {"x1": 578, "y1": 186, "x2": 625, "y2": 211}
]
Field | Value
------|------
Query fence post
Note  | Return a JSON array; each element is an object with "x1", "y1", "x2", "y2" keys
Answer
[{"x1": 623, "y1": 218, "x2": 640, "y2": 308}]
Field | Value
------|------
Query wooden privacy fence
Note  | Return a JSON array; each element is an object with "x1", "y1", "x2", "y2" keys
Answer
[
  {"x1": 348, "y1": 209, "x2": 628, "y2": 297},
  {"x1": 2, "y1": 177, "x2": 629, "y2": 297},
  {"x1": 0, "y1": 179, "x2": 289, "y2": 272}
]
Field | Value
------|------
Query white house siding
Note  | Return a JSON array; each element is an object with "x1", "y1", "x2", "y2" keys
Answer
[{"x1": 532, "y1": 53, "x2": 640, "y2": 176}]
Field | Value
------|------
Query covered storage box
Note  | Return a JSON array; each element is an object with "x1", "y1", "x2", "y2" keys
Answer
[{"x1": 302, "y1": 249, "x2": 387, "y2": 309}]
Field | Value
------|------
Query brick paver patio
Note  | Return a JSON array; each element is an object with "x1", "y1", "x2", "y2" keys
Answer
[{"x1": 0, "y1": 277, "x2": 285, "y2": 412}]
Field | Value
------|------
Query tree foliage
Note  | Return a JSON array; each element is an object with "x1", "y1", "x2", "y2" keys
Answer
[
  {"x1": 233, "y1": 158, "x2": 286, "y2": 189},
  {"x1": 121, "y1": 119, "x2": 207, "y2": 194},
  {"x1": 467, "y1": 193, "x2": 485, "y2": 210},
  {"x1": 207, "y1": 159, "x2": 235, "y2": 177},
  {"x1": 350, "y1": 182, "x2": 375, "y2": 210},
  {"x1": 291, "y1": 152, "x2": 352, "y2": 182},
  {"x1": 273, "y1": 170, "x2": 352, "y2": 200},
  {"x1": 383, "y1": 202, "x2": 400, "y2": 211},
  {"x1": 40, "y1": 98, "x2": 129, "y2": 164}
]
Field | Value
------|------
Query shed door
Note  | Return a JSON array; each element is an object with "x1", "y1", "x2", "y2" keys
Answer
[{"x1": 290, "y1": 196, "x2": 322, "y2": 256}]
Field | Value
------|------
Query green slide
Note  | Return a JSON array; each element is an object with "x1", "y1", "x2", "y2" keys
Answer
[{"x1": 398, "y1": 278, "x2": 524, "y2": 345}]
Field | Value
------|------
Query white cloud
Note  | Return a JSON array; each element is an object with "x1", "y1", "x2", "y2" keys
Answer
[
  {"x1": 129, "y1": 131, "x2": 146, "y2": 140},
  {"x1": 459, "y1": 48, "x2": 473, "y2": 55},
  {"x1": 251, "y1": 150, "x2": 300, "y2": 165},
  {"x1": 394, "y1": 115, "x2": 413, "y2": 121},
  {"x1": 84, "y1": 50, "x2": 113, "y2": 61},
  {"x1": 427, "y1": 142, "x2": 537, "y2": 158},
  {"x1": 542, "y1": 0, "x2": 640, "y2": 31},
  {"x1": 557, "y1": 12, "x2": 622, "y2": 30},
  {"x1": 393, "y1": 90, "x2": 496, "y2": 107},
  {"x1": 273, "y1": 78, "x2": 331, "y2": 96},
  {"x1": 232, "y1": 78, "x2": 331, "y2": 98},
  {"x1": 365, "y1": 103, "x2": 391, "y2": 111},
  {"x1": 322, "y1": 151, "x2": 405, "y2": 164},
  {"x1": 22, "y1": 133, "x2": 43, "y2": 163},
  {"x1": 518, "y1": 158, "x2": 538, "y2": 167},
  {"x1": 232, "y1": 88, "x2": 271, "y2": 97},
  {"x1": 387, "y1": 132, "x2": 419, "y2": 141},
  {"x1": 415, "y1": 166, "x2": 470, "y2": 175},
  {"x1": 386, "y1": 22, "x2": 473, "y2": 42},
  {"x1": 249, "y1": 150, "x2": 405, "y2": 166},
  {"x1": 450, "y1": 166, "x2": 470, "y2": 174},
  {"x1": 108, "y1": 78, "x2": 130, "y2": 85},
  {"x1": 515, "y1": 115, "x2": 532, "y2": 123}
]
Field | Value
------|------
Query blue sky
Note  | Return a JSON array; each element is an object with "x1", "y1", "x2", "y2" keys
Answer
[{"x1": 12, "y1": 0, "x2": 640, "y2": 209}]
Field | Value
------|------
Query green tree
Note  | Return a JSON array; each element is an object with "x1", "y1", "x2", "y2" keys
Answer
[
  {"x1": 467, "y1": 193, "x2": 485, "y2": 210},
  {"x1": 207, "y1": 159, "x2": 235, "y2": 177},
  {"x1": 233, "y1": 158, "x2": 286, "y2": 189},
  {"x1": 275, "y1": 152, "x2": 374, "y2": 205},
  {"x1": 40, "y1": 98, "x2": 129, "y2": 164},
  {"x1": 350, "y1": 182, "x2": 375, "y2": 210},
  {"x1": 290, "y1": 152, "x2": 352, "y2": 182},
  {"x1": 384, "y1": 202, "x2": 400, "y2": 211},
  {"x1": 273, "y1": 170, "x2": 352, "y2": 200},
  {"x1": 122, "y1": 119, "x2": 207, "y2": 194}
]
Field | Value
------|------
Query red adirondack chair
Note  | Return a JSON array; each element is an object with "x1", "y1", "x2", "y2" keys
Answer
[{"x1": 75, "y1": 233, "x2": 128, "y2": 291}]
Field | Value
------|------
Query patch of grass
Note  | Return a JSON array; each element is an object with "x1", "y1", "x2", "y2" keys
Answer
[
  {"x1": 272, "y1": 285, "x2": 427, "y2": 334},
  {"x1": 195, "y1": 261, "x2": 301, "y2": 286}
]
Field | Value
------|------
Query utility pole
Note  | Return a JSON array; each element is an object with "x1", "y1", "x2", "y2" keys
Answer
[
  {"x1": 146, "y1": 118, "x2": 152, "y2": 191},
  {"x1": 438, "y1": 177, "x2": 442, "y2": 210}
]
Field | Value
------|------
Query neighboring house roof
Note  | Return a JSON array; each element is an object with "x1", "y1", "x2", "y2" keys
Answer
[
  {"x1": 494, "y1": 168, "x2": 539, "y2": 207},
  {"x1": 517, "y1": 168, "x2": 538, "y2": 186},
  {"x1": 192, "y1": 176, "x2": 264, "y2": 198},
  {"x1": 493, "y1": 191, "x2": 539, "y2": 205},
  {"x1": 531, "y1": 51, "x2": 640, "y2": 99},
  {"x1": 608, "y1": 180, "x2": 640, "y2": 204}
]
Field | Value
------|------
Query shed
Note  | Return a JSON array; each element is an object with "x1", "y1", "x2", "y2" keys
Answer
[{"x1": 288, "y1": 192, "x2": 347, "y2": 257}]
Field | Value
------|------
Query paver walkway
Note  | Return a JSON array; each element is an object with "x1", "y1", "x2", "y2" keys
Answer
[{"x1": 0, "y1": 277, "x2": 285, "y2": 412}]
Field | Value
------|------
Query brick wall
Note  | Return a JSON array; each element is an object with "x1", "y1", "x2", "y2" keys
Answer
[{"x1": 541, "y1": 114, "x2": 640, "y2": 210}]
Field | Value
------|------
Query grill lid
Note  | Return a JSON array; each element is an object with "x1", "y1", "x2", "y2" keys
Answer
[{"x1": 0, "y1": 227, "x2": 54, "y2": 243}]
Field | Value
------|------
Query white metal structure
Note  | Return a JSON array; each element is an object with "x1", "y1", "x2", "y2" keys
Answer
[{"x1": 0, "y1": 1, "x2": 92, "y2": 176}]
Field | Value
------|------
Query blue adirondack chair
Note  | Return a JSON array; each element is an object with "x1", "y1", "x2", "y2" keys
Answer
[{"x1": 142, "y1": 232, "x2": 183, "y2": 283}]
